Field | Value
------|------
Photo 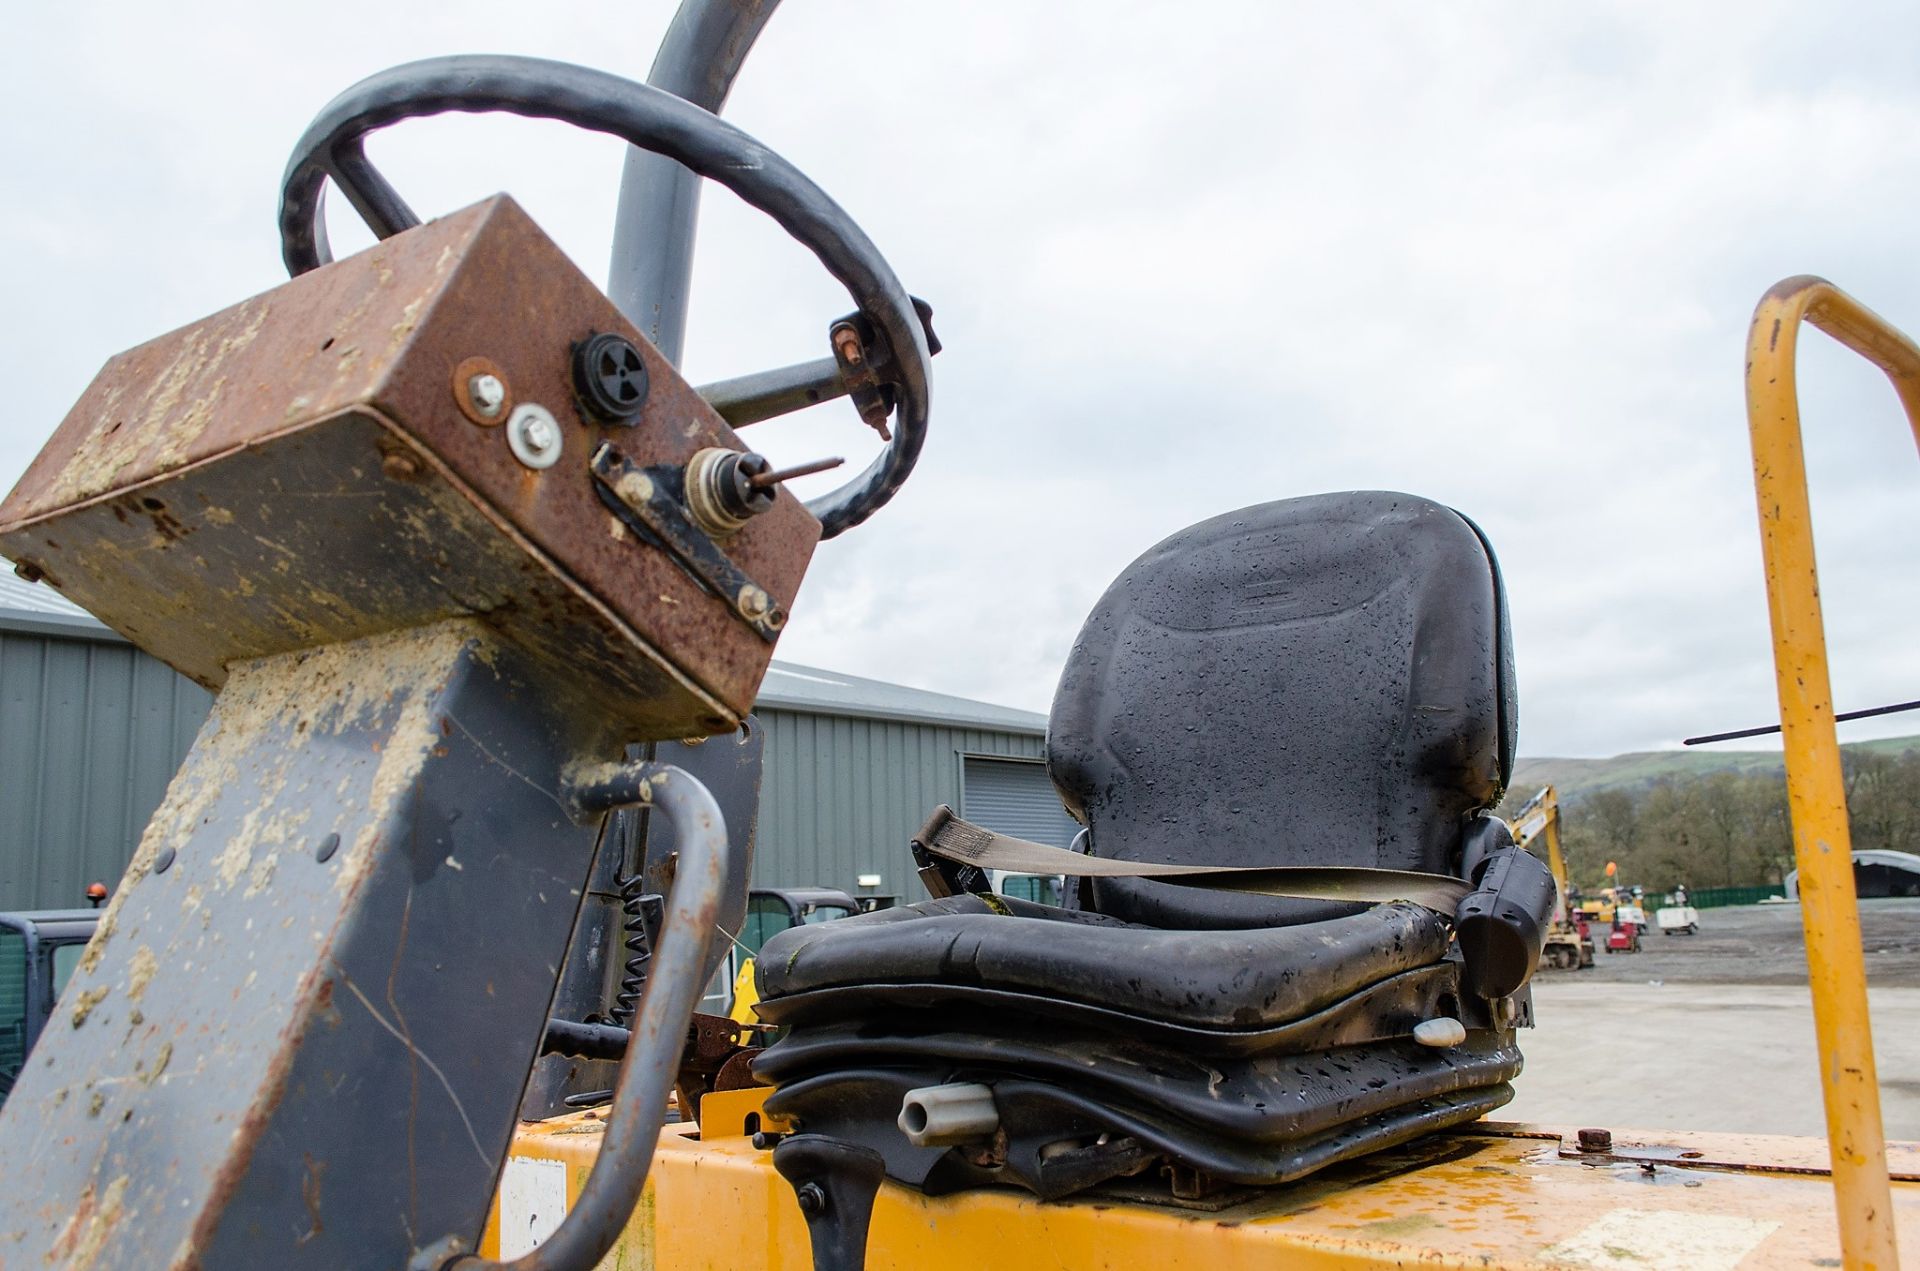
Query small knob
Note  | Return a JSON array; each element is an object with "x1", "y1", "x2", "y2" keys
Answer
[{"x1": 572, "y1": 332, "x2": 650, "y2": 424}]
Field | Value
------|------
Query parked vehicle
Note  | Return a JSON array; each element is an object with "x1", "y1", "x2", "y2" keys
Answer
[
  {"x1": 1506, "y1": 787, "x2": 1594, "y2": 970},
  {"x1": 0, "y1": 910, "x2": 100, "y2": 1105},
  {"x1": 725, "y1": 888, "x2": 862, "y2": 1022},
  {"x1": 1657, "y1": 906, "x2": 1702, "y2": 935}
]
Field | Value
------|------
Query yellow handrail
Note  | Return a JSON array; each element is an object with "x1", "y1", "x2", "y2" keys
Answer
[{"x1": 1744, "y1": 276, "x2": 1920, "y2": 1271}]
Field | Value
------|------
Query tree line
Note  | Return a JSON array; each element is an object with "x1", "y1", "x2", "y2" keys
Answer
[{"x1": 1497, "y1": 745, "x2": 1920, "y2": 891}]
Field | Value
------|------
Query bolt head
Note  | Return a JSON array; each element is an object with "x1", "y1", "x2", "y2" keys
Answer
[
  {"x1": 1577, "y1": 1127, "x2": 1614, "y2": 1153},
  {"x1": 468, "y1": 373, "x2": 506, "y2": 418},
  {"x1": 505, "y1": 404, "x2": 563, "y2": 470},
  {"x1": 381, "y1": 451, "x2": 422, "y2": 481},
  {"x1": 795, "y1": 1182, "x2": 827, "y2": 1216}
]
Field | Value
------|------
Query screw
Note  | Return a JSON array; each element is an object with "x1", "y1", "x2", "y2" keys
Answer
[
  {"x1": 831, "y1": 324, "x2": 865, "y2": 367},
  {"x1": 152, "y1": 846, "x2": 176, "y2": 875},
  {"x1": 738, "y1": 586, "x2": 772, "y2": 620},
  {"x1": 1577, "y1": 1127, "x2": 1613, "y2": 1153},
  {"x1": 525, "y1": 416, "x2": 556, "y2": 451},
  {"x1": 381, "y1": 451, "x2": 422, "y2": 481},
  {"x1": 752, "y1": 1130, "x2": 785, "y2": 1150},
  {"x1": 315, "y1": 833, "x2": 340, "y2": 863},
  {"x1": 795, "y1": 1182, "x2": 827, "y2": 1217},
  {"x1": 468, "y1": 373, "x2": 506, "y2": 419}
]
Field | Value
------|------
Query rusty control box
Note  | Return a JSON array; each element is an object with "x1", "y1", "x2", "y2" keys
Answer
[{"x1": 0, "y1": 195, "x2": 819, "y2": 738}]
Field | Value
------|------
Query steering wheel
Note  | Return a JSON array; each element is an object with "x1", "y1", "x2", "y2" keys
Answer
[{"x1": 278, "y1": 55, "x2": 930, "y2": 539}]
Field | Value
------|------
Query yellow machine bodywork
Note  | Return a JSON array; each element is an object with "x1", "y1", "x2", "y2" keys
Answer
[
  {"x1": 1573, "y1": 895, "x2": 1617, "y2": 924},
  {"x1": 1508, "y1": 786, "x2": 1593, "y2": 970},
  {"x1": 482, "y1": 1090, "x2": 1920, "y2": 1269}
]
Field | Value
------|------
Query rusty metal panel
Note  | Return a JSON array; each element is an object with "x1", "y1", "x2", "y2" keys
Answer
[{"x1": 0, "y1": 197, "x2": 820, "y2": 735}]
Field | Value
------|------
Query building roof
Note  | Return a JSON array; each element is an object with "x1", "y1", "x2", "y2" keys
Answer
[
  {"x1": 1785, "y1": 848, "x2": 1920, "y2": 897},
  {"x1": 757, "y1": 661, "x2": 1045, "y2": 733},
  {"x1": 0, "y1": 567, "x2": 1047, "y2": 736},
  {"x1": 0, "y1": 571, "x2": 130, "y2": 640}
]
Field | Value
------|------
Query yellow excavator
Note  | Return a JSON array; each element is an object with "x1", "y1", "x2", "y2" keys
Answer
[
  {"x1": 1507, "y1": 786, "x2": 1594, "y2": 971},
  {"x1": 0, "y1": 5, "x2": 1910, "y2": 1270}
]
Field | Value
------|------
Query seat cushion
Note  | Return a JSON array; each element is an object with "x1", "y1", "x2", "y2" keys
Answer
[{"x1": 756, "y1": 895, "x2": 1453, "y2": 1033}]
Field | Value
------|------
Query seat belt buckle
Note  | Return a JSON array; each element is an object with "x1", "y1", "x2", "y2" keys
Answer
[{"x1": 911, "y1": 805, "x2": 992, "y2": 899}]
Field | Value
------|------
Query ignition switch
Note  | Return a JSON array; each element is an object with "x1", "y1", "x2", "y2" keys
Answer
[
  {"x1": 684, "y1": 449, "x2": 844, "y2": 539},
  {"x1": 685, "y1": 448, "x2": 777, "y2": 538}
]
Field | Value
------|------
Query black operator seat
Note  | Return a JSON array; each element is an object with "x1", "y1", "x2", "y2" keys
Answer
[{"x1": 750, "y1": 493, "x2": 1552, "y2": 1202}]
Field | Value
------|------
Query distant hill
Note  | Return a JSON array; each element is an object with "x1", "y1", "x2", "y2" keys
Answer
[{"x1": 1512, "y1": 734, "x2": 1920, "y2": 805}]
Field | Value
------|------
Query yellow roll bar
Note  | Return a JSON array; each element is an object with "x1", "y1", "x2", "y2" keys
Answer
[{"x1": 1745, "y1": 276, "x2": 1920, "y2": 1270}]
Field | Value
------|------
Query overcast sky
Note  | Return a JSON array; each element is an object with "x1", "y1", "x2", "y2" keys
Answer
[{"x1": 4, "y1": 2, "x2": 1918, "y2": 758}]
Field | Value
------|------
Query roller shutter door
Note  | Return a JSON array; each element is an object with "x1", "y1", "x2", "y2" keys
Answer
[{"x1": 960, "y1": 758, "x2": 1079, "y2": 848}]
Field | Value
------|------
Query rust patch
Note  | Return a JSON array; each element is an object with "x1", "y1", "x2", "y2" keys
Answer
[
  {"x1": 299, "y1": 1153, "x2": 326, "y2": 1244},
  {"x1": 65, "y1": 1173, "x2": 129, "y2": 1271}
]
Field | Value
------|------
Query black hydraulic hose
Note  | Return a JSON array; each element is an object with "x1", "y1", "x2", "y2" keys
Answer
[
  {"x1": 542, "y1": 1018, "x2": 631, "y2": 1063},
  {"x1": 277, "y1": 54, "x2": 928, "y2": 537}
]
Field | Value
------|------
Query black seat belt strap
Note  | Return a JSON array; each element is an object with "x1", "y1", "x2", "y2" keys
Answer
[{"x1": 911, "y1": 805, "x2": 1470, "y2": 911}]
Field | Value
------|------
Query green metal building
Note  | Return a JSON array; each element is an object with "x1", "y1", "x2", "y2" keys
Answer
[{"x1": 0, "y1": 571, "x2": 1075, "y2": 911}]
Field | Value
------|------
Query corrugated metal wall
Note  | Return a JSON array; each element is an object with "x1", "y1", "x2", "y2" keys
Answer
[
  {"x1": 0, "y1": 629, "x2": 212, "y2": 909},
  {"x1": 0, "y1": 628, "x2": 1053, "y2": 911},
  {"x1": 752, "y1": 708, "x2": 1048, "y2": 898}
]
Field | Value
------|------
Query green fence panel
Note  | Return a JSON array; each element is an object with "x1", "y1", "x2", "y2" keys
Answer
[{"x1": 1689, "y1": 884, "x2": 1786, "y2": 909}]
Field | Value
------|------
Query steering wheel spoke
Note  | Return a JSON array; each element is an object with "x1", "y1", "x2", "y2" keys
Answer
[{"x1": 327, "y1": 140, "x2": 421, "y2": 241}]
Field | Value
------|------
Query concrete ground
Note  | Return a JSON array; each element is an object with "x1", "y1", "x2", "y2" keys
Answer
[{"x1": 1502, "y1": 897, "x2": 1920, "y2": 1138}]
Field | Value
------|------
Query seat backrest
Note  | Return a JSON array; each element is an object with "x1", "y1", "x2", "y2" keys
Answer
[{"x1": 1046, "y1": 492, "x2": 1514, "y2": 928}]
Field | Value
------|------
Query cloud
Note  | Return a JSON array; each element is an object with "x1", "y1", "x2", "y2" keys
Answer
[{"x1": 3, "y1": 0, "x2": 1917, "y2": 758}]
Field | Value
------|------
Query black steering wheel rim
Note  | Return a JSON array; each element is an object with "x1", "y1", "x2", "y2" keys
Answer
[{"x1": 278, "y1": 54, "x2": 928, "y2": 539}]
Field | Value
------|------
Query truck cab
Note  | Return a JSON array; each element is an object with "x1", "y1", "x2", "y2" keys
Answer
[
  {"x1": 739, "y1": 888, "x2": 861, "y2": 957},
  {"x1": 0, "y1": 910, "x2": 99, "y2": 1105}
]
